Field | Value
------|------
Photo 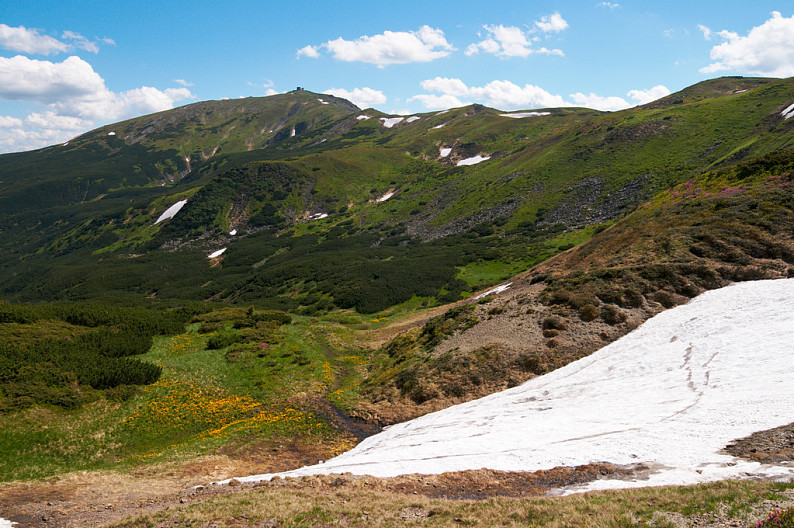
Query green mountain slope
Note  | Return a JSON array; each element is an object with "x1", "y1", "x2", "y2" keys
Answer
[{"x1": 1, "y1": 77, "x2": 793, "y2": 313}]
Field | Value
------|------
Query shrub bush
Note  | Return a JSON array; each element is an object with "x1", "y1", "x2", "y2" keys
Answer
[
  {"x1": 601, "y1": 304, "x2": 627, "y2": 325},
  {"x1": 754, "y1": 507, "x2": 794, "y2": 528}
]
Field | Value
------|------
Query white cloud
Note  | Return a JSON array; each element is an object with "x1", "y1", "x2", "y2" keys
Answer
[
  {"x1": 697, "y1": 24, "x2": 712, "y2": 41},
  {"x1": 420, "y1": 77, "x2": 469, "y2": 96},
  {"x1": 596, "y1": 2, "x2": 620, "y2": 8},
  {"x1": 0, "y1": 24, "x2": 67, "y2": 55},
  {"x1": 305, "y1": 26, "x2": 454, "y2": 67},
  {"x1": 0, "y1": 55, "x2": 194, "y2": 121},
  {"x1": 700, "y1": 11, "x2": 794, "y2": 77},
  {"x1": 0, "y1": 24, "x2": 109, "y2": 55},
  {"x1": 535, "y1": 12, "x2": 569, "y2": 33},
  {"x1": 413, "y1": 77, "x2": 568, "y2": 111},
  {"x1": 0, "y1": 55, "x2": 195, "y2": 153},
  {"x1": 466, "y1": 16, "x2": 567, "y2": 58},
  {"x1": 61, "y1": 31, "x2": 99, "y2": 53},
  {"x1": 0, "y1": 55, "x2": 106, "y2": 103},
  {"x1": 408, "y1": 93, "x2": 467, "y2": 110},
  {"x1": 627, "y1": 84, "x2": 671, "y2": 105},
  {"x1": 570, "y1": 92, "x2": 631, "y2": 111},
  {"x1": 0, "y1": 115, "x2": 23, "y2": 127},
  {"x1": 297, "y1": 45, "x2": 320, "y2": 59},
  {"x1": 323, "y1": 87, "x2": 386, "y2": 109},
  {"x1": 174, "y1": 79, "x2": 194, "y2": 87},
  {"x1": 412, "y1": 77, "x2": 670, "y2": 112},
  {"x1": 25, "y1": 111, "x2": 89, "y2": 130},
  {"x1": 265, "y1": 88, "x2": 279, "y2": 96}
]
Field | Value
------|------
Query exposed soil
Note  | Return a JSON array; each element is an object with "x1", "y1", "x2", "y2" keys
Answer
[{"x1": 725, "y1": 422, "x2": 794, "y2": 464}]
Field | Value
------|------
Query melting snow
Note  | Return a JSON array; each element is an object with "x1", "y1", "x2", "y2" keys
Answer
[
  {"x1": 219, "y1": 279, "x2": 794, "y2": 492},
  {"x1": 0, "y1": 518, "x2": 14, "y2": 527},
  {"x1": 432, "y1": 124, "x2": 446, "y2": 129},
  {"x1": 107, "y1": 131, "x2": 116, "y2": 136},
  {"x1": 356, "y1": 115, "x2": 370, "y2": 120},
  {"x1": 376, "y1": 192, "x2": 395, "y2": 202},
  {"x1": 499, "y1": 111, "x2": 551, "y2": 118},
  {"x1": 473, "y1": 282, "x2": 512, "y2": 300},
  {"x1": 457, "y1": 155, "x2": 490, "y2": 166},
  {"x1": 318, "y1": 98, "x2": 329, "y2": 105},
  {"x1": 782, "y1": 102, "x2": 794, "y2": 120},
  {"x1": 439, "y1": 147, "x2": 452, "y2": 157},
  {"x1": 229, "y1": 229, "x2": 237, "y2": 236},
  {"x1": 380, "y1": 117, "x2": 404, "y2": 128},
  {"x1": 308, "y1": 212, "x2": 329, "y2": 220},
  {"x1": 207, "y1": 248, "x2": 227, "y2": 259},
  {"x1": 406, "y1": 116, "x2": 420, "y2": 123},
  {"x1": 154, "y1": 199, "x2": 188, "y2": 224}
]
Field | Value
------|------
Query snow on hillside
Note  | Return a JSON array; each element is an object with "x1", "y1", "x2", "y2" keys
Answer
[
  {"x1": 457, "y1": 155, "x2": 490, "y2": 166},
  {"x1": 154, "y1": 199, "x2": 187, "y2": 224},
  {"x1": 220, "y1": 279, "x2": 794, "y2": 492},
  {"x1": 380, "y1": 117, "x2": 404, "y2": 128},
  {"x1": 499, "y1": 111, "x2": 551, "y2": 118},
  {"x1": 782, "y1": 102, "x2": 794, "y2": 120}
]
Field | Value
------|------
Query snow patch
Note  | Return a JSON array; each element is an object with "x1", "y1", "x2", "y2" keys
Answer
[
  {"x1": 376, "y1": 192, "x2": 395, "y2": 202},
  {"x1": 207, "y1": 248, "x2": 227, "y2": 259},
  {"x1": 290, "y1": 127, "x2": 296, "y2": 137},
  {"x1": 0, "y1": 518, "x2": 15, "y2": 527},
  {"x1": 380, "y1": 117, "x2": 404, "y2": 128},
  {"x1": 318, "y1": 98, "x2": 329, "y2": 105},
  {"x1": 229, "y1": 229, "x2": 237, "y2": 236},
  {"x1": 154, "y1": 199, "x2": 188, "y2": 224},
  {"x1": 457, "y1": 155, "x2": 490, "y2": 166},
  {"x1": 499, "y1": 111, "x2": 551, "y2": 118},
  {"x1": 356, "y1": 115, "x2": 370, "y2": 120},
  {"x1": 62, "y1": 141, "x2": 69, "y2": 146},
  {"x1": 782, "y1": 102, "x2": 794, "y2": 120},
  {"x1": 218, "y1": 279, "x2": 794, "y2": 491},
  {"x1": 308, "y1": 212, "x2": 328, "y2": 220},
  {"x1": 431, "y1": 124, "x2": 446, "y2": 129},
  {"x1": 439, "y1": 147, "x2": 452, "y2": 157},
  {"x1": 473, "y1": 282, "x2": 512, "y2": 300},
  {"x1": 107, "y1": 131, "x2": 116, "y2": 136},
  {"x1": 405, "y1": 116, "x2": 420, "y2": 123}
]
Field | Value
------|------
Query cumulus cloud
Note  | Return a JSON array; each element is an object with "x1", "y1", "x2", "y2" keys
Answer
[
  {"x1": 0, "y1": 24, "x2": 68, "y2": 55},
  {"x1": 0, "y1": 24, "x2": 108, "y2": 55},
  {"x1": 627, "y1": 84, "x2": 671, "y2": 105},
  {"x1": 297, "y1": 45, "x2": 320, "y2": 59},
  {"x1": 323, "y1": 87, "x2": 386, "y2": 108},
  {"x1": 697, "y1": 24, "x2": 712, "y2": 41},
  {"x1": 0, "y1": 115, "x2": 23, "y2": 127},
  {"x1": 466, "y1": 15, "x2": 567, "y2": 58},
  {"x1": 411, "y1": 77, "x2": 670, "y2": 112},
  {"x1": 0, "y1": 55, "x2": 195, "y2": 153},
  {"x1": 701, "y1": 11, "x2": 794, "y2": 77},
  {"x1": 535, "y1": 12, "x2": 569, "y2": 33},
  {"x1": 569, "y1": 92, "x2": 631, "y2": 111},
  {"x1": 412, "y1": 77, "x2": 567, "y2": 110},
  {"x1": 300, "y1": 26, "x2": 454, "y2": 67}
]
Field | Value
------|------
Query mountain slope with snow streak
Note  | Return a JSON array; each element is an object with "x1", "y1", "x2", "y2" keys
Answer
[{"x1": 222, "y1": 279, "x2": 794, "y2": 491}]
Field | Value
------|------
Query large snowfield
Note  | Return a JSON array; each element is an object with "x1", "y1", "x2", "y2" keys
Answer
[{"x1": 222, "y1": 278, "x2": 794, "y2": 492}]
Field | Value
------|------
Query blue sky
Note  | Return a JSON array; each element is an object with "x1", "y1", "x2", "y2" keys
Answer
[{"x1": 1, "y1": 1, "x2": 792, "y2": 153}]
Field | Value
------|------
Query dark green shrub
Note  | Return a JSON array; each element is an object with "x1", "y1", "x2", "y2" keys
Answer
[
  {"x1": 542, "y1": 316, "x2": 567, "y2": 331},
  {"x1": 601, "y1": 304, "x2": 627, "y2": 325},
  {"x1": 579, "y1": 303, "x2": 599, "y2": 321},
  {"x1": 206, "y1": 333, "x2": 241, "y2": 350}
]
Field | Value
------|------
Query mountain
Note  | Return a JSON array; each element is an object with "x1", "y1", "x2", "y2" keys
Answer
[{"x1": 0, "y1": 77, "x2": 793, "y2": 315}]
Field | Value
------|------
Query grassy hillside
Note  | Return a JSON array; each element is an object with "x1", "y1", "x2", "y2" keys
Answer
[{"x1": 1, "y1": 78, "x2": 793, "y2": 312}]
